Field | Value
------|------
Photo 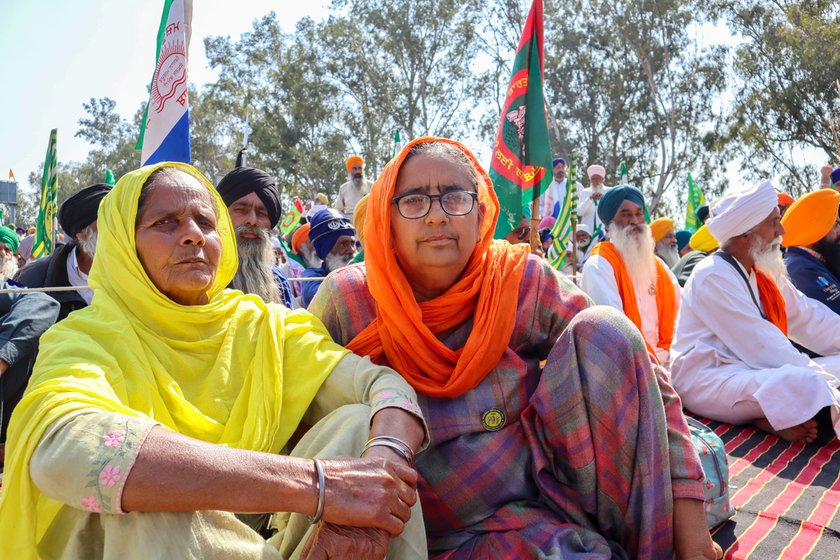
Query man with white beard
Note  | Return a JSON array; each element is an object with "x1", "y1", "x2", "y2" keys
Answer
[
  {"x1": 581, "y1": 185, "x2": 680, "y2": 366},
  {"x1": 301, "y1": 209, "x2": 357, "y2": 307},
  {"x1": 334, "y1": 156, "x2": 372, "y2": 219},
  {"x1": 216, "y1": 167, "x2": 296, "y2": 308},
  {"x1": 671, "y1": 180, "x2": 840, "y2": 443},
  {"x1": 17, "y1": 184, "x2": 111, "y2": 320},
  {"x1": 650, "y1": 217, "x2": 681, "y2": 268},
  {"x1": 576, "y1": 164, "x2": 612, "y2": 239},
  {"x1": 0, "y1": 226, "x2": 20, "y2": 281}
]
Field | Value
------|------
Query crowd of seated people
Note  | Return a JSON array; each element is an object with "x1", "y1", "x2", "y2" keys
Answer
[{"x1": 4, "y1": 136, "x2": 840, "y2": 559}]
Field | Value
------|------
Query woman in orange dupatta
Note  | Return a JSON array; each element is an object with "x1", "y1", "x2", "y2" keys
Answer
[{"x1": 308, "y1": 137, "x2": 720, "y2": 560}]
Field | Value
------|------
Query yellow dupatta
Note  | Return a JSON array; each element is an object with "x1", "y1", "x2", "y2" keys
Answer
[{"x1": 0, "y1": 162, "x2": 347, "y2": 557}]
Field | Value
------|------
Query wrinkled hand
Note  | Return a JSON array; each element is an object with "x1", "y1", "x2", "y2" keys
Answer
[
  {"x1": 319, "y1": 457, "x2": 417, "y2": 536},
  {"x1": 301, "y1": 522, "x2": 390, "y2": 560},
  {"x1": 590, "y1": 191, "x2": 604, "y2": 201}
]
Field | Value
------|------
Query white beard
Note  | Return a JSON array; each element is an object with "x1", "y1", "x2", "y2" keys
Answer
[
  {"x1": 609, "y1": 222, "x2": 658, "y2": 290},
  {"x1": 324, "y1": 252, "x2": 354, "y2": 273},
  {"x1": 0, "y1": 254, "x2": 17, "y2": 281},
  {"x1": 655, "y1": 240, "x2": 680, "y2": 268},
  {"x1": 299, "y1": 245, "x2": 322, "y2": 269},
  {"x1": 751, "y1": 235, "x2": 787, "y2": 284},
  {"x1": 590, "y1": 182, "x2": 604, "y2": 194}
]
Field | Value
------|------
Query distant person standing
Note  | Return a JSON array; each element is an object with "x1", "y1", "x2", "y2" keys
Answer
[{"x1": 335, "y1": 156, "x2": 373, "y2": 218}]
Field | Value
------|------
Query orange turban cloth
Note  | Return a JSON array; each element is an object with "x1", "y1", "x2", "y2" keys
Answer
[
  {"x1": 347, "y1": 136, "x2": 530, "y2": 398},
  {"x1": 689, "y1": 224, "x2": 718, "y2": 253},
  {"x1": 650, "y1": 217, "x2": 675, "y2": 243},
  {"x1": 777, "y1": 192, "x2": 795, "y2": 207},
  {"x1": 781, "y1": 189, "x2": 840, "y2": 248},
  {"x1": 345, "y1": 156, "x2": 364, "y2": 172},
  {"x1": 353, "y1": 194, "x2": 370, "y2": 247},
  {"x1": 290, "y1": 222, "x2": 311, "y2": 254}
]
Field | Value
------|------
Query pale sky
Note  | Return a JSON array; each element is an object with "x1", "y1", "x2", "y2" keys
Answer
[{"x1": 0, "y1": 1, "x2": 330, "y2": 185}]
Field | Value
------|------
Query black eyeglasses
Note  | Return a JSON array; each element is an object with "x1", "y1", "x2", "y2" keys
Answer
[{"x1": 391, "y1": 191, "x2": 478, "y2": 219}]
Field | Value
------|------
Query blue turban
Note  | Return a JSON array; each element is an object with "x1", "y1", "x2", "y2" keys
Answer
[
  {"x1": 552, "y1": 157, "x2": 565, "y2": 168},
  {"x1": 696, "y1": 205, "x2": 710, "y2": 223},
  {"x1": 675, "y1": 230, "x2": 691, "y2": 252},
  {"x1": 597, "y1": 184, "x2": 646, "y2": 225},
  {"x1": 309, "y1": 209, "x2": 356, "y2": 260},
  {"x1": 832, "y1": 167, "x2": 840, "y2": 185}
]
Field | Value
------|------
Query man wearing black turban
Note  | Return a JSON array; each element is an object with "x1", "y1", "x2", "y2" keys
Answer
[
  {"x1": 216, "y1": 167, "x2": 296, "y2": 308},
  {"x1": 18, "y1": 183, "x2": 112, "y2": 320}
]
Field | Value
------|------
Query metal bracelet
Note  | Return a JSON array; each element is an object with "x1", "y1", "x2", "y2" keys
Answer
[
  {"x1": 306, "y1": 458, "x2": 325, "y2": 524},
  {"x1": 362, "y1": 440, "x2": 414, "y2": 466},
  {"x1": 364, "y1": 435, "x2": 416, "y2": 465}
]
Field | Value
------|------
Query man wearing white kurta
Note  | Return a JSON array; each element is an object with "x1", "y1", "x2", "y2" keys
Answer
[
  {"x1": 581, "y1": 185, "x2": 681, "y2": 366},
  {"x1": 671, "y1": 180, "x2": 840, "y2": 442},
  {"x1": 540, "y1": 157, "x2": 567, "y2": 219},
  {"x1": 576, "y1": 164, "x2": 612, "y2": 240}
]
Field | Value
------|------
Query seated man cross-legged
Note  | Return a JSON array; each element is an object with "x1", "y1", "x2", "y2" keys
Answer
[{"x1": 671, "y1": 180, "x2": 840, "y2": 443}]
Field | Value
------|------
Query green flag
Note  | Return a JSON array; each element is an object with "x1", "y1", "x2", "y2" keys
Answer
[
  {"x1": 618, "y1": 161, "x2": 628, "y2": 184},
  {"x1": 488, "y1": 0, "x2": 553, "y2": 238},
  {"x1": 392, "y1": 130, "x2": 402, "y2": 157},
  {"x1": 105, "y1": 169, "x2": 116, "y2": 185},
  {"x1": 685, "y1": 173, "x2": 706, "y2": 232},
  {"x1": 278, "y1": 201, "x2": 303, "y2": 237},
  {"x1": 33, "y1": 129, "x2": 58, "y2": 258},
  {"x1": 548, "y1": 152, "x2": 578, "y2": 269}
]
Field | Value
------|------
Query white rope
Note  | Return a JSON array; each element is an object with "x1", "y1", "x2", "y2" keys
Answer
[{"x1": 0, "y1": 276, "x2": 329, "y2": 295}]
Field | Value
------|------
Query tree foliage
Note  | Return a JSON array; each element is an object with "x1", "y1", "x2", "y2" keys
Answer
[
  {"x1": 714, "y1": 0, "x2": 840, "y2": 194},
  {"x1": 31, "y1": 1, "x2": 840, "y2": 224},
  {"x1": 543, "y1": 0, "x2": 728, "y2": 215}
]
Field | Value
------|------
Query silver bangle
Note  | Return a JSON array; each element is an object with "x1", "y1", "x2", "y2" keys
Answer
[
  {"x1": 362, "y1": 439, "x2": 414, "y2": 466},
  {"x1": 363, "y1": 435, "x2": 415, "y2": 465},
  {"x1": 306, "y1": 458, "x2": 325, "y2": 524}
]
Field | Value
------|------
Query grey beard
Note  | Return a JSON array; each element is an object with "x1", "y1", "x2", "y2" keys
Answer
[
  {"x1": 230, "y1": 226, "x2": 282, "y2": 304},
  {"x1": 324, "y1": 252, "x2": 354, "y2": 273},
  {"x1": 300, "y1": 245, "x2": 322, "y2": 269},
  {"x1": 655, "y1": 241, "x2": 680, "y2": 268},
  {"x1": 351, "y1": 175, "x2": 364, "y2": 188}
]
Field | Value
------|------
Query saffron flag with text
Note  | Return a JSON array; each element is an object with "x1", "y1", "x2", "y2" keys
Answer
[
  {"x1": 685, "y1": 173, "x2": 706, "y2": 232},
  {"x1": 33, "y1": 129, "x2": 58, "y2": 258},
  {"x1": 136, "y1": 0, "x2": 193, "y2": 165},
  {"x1": 488, "y1": 0, "x2": 553, "y2": 238}
]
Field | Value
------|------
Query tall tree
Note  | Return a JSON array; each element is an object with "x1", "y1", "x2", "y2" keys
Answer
[
  {"x1": 203, "y1": 14, "x2": 350, "y2": 200},
  {"x1": 714, "y1": 0, "x2": 840, "y2": 194},
  {"x1": 320, "y1": 0, "x2": 485, "y2": 170},
  {"x1": 542, "y1": 0, "x2": 728, "y2": 215}
]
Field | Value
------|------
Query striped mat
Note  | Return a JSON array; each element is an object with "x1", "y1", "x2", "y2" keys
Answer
[{"x1": 699, "y1": 418, "x2": 840, "y2": 559}]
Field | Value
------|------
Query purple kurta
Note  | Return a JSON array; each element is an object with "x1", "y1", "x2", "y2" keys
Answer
[{"x1": 309, "y1": 255, "x2": 704, "y2": 559}]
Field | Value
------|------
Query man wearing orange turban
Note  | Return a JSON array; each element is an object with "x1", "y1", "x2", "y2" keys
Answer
[
  {"x1": 335, "y1": 156, "x2": 372, "y2": 218},
  {"x1": 650, "y1": 217, "x2": 679, "y2": 268},
  {"x1": 782, "y1": 189, "x2": 840, "y2": 314}
]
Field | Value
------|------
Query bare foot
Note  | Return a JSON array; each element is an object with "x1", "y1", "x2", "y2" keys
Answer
[{"x1": 754, "y1": 418, "x2": 818, "y2": 443}]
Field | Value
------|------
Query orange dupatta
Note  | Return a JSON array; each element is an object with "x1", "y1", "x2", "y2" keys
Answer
[
  {"x1": 590, "y1": 241, "x2": 677, "y2": 355},
  {"x1": 347, "y1": 137, "x2": 530, "y2": 398},
  {"x1": 755, "y1": 270, "x2": 788, "y2": 336}
]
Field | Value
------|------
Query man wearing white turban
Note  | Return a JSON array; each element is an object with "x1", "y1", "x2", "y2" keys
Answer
[
  {"x1": 575, "y1": 164, "x2": 612, "y2": 240},
  {"x1": 671, "y1": 180, "x2": 840, "y2": 443}
]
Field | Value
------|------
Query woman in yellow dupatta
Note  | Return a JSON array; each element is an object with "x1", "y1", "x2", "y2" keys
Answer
[{"x1": 0, "y1": 163, "x2": 427, "y2": 559}]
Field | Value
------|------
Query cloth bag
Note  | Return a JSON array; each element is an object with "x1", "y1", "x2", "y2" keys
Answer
[{"x1": 686, "y1": 417, "x2": 735, "y2": 528}]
